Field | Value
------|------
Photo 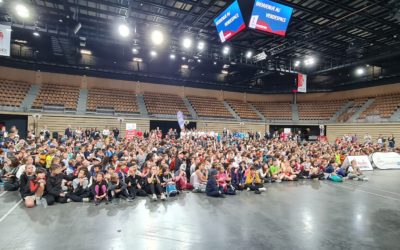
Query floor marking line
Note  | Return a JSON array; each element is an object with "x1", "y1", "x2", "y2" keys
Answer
[
  {"x1": 341, "y1": 182, "x2": 400, "y2": 196},
  {"x1": 0, "y1": 199, "x2": 22, "y2": 223},
  {"x1": 0, "y1": 191, "x2": 8, "y2": 197},
  {"x1": 326, "y1": 182, "x2": 400, "y2": 202}
]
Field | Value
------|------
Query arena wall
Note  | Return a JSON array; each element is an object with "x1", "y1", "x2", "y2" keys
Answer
[{"x1": 326, "y1": 123, "x2": 400, "y2": 142}]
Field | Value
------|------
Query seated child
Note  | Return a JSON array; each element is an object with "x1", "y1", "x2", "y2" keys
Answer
[
  {"x1": 19, "y1": 165, "x2": 43, "y2": 208},
  {"x1": 91, "y1": 172, "x2": 108, "y2": 205},
  {"x1": 190, "y1": 163, "x2": 208, "y2": 192},
  {"x1": 146, "y1": 165, "x2": 166, "y2": 201},
  {"x1": 125, "y1": 166, "x2": 148, "y2": 199},
  {"x1": 161, "y1": 166, "x2": 178, "y2": 197},
  {"x1": 206, "y1": 169, "x2": 225, "y2": 198},
  {"x1": 45, "y1": 164, "x2": 73, "y2": 205},
  {"x1": 109, "y1": 174, "x2": 131, "y2": 201},
  {"x1": 245, "y1": 167, "x2": 266, "y2": 194},
  {"x1": 69, "y1": 169, "x2": 90, "y2": 202},
  {"x1": 347, "y1": 160, "x2": 368, "y2": 181}
]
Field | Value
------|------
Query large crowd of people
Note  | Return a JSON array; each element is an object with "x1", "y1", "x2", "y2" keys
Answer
[{"x1": 0, "y1": 124, "x2": 397, "y2": 208}]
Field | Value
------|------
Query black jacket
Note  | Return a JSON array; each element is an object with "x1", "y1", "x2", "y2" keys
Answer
[
  {"x1": 46, "y1": 173, "x2": 73, "y2": 197},
  {"x1": 19, "y1": 173, "x2": 35, "y2": 198}
]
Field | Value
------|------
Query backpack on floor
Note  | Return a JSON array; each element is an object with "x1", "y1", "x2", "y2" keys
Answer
[
  {"x1": 166, "y1": 183, "x2": 178, "y2": 197},
  {"x1": 328, "y1": 175, "x2": 343, "y2": 182}
]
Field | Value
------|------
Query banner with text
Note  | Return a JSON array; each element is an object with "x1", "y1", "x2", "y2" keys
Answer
[
  {"x1": 371, "y1": 152, "x2": 400, "y2": 170},
  {"x1": 249, "y1": 0, "x2": 293, "y2": 36},
  {"x1": 341, "y1": 156, "x2": 373, "y2": 171},
  {"x1": 297, "y1": 73, "x2": 307, "y2": 93},
  {"x1": 125, "y1": 123, "x2": 137, "y2": 140},
  {"x1": 0, "y1": 24, "x2": 11, "y2": 57}
]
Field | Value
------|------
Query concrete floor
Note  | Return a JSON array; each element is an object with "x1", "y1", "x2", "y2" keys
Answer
[{"x1": 1, "y1": 170, "x2": 400, "y2": 250}]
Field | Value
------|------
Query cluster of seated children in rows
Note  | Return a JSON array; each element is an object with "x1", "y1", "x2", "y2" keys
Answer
[{"x1": 14, "y1": 154, "x2": 367, "y2": 207}]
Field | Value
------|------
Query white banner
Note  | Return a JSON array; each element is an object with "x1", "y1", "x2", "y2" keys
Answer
[
  {"x1": 125, "y1": 123, "x2": 136, "y2": 130},
  {"x1": 0, "y1": 24, "x2": 11, "y2": 57},
  {"x1": 297, "y1": 73, "x2": 307, "y2": 93},
  {"x1": 177, "y1": 111, "x2": 185, "y2": 129},
  {"x1": 341, "y1": 156, "x2": 373, "y2": 171},
  {"x1": 371, "y1": 152, "x2": 400, "y2": 170}
]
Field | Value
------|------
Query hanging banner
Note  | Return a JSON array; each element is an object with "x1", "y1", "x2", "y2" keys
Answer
[
  {"x1": 0, "y1": 24, "x2": 11, "y2": 57},
  {"x1": 177, "y1": 111, "x2": 185, "y2": 129},
  {"x1": 297, "y1": 73, "x2": 307, "y2": 93},
  {"x1": 125, "y1": 123, "x2": 136, "y2": 140},
  {"x1": 371, "y1": 152, "x2": 400, "y2": 170},
  {"x1": 341, "y1": 156, "x2": 373, "y2": 171}
]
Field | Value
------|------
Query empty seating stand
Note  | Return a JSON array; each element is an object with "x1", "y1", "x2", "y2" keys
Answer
[
  {"x1": 32, "y1": 84, "x2": 79, "y2": 110},
  {"x1": 87, "y1": 88, "x2": 139, "y2": 114},
  {"x1": 359, "y1": 93, "x2": 400, "y2": 119},
  {"x1": 251, "y1": 102, "x2": 292, "y2": 120},
  {"x1": 337, "y1": 98, "x2": 367, "y2": 122},
  {"x1": 144, "y1": 92, "x2": 190, "y2": 116},
  {"x1": 0, "y1": 79, "x2": 30, "y2": 107},
  {"x1": 187, "y1": 96, "x2": 232, "y2": 118},
  {"x1": 298, "y1": 100, "x2": 345, "y2": 120},
  {"x1": 227, "y1": 100, "x2": 260, "y2": 120}
]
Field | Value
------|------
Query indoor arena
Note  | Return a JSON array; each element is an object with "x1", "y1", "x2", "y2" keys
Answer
[{"x1": 0, "y1": 0, "x2": 400, "y2": 249}]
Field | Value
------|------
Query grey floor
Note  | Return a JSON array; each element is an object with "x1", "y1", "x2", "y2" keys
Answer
[{"x1": 1, "y1": 170, "x2": 400, "y2": 250}]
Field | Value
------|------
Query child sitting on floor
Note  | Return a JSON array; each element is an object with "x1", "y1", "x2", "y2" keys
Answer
[
  {"x1": 206, "y1": 169, "x2": 225, "y2": 198},
  {"x1": 245, "y1": 167, "x2": 266, "y2": 194},
  {"x1": 125, "y1": 166, "x2": 147, "y2": 199},
  {"x1": 92, "y1": 172, "x2": 108, "y2": 205}
]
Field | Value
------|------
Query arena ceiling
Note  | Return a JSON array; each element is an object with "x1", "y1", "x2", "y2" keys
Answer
[{"x1": 0, "y1": 0, "x2": 400, "y2": 93}]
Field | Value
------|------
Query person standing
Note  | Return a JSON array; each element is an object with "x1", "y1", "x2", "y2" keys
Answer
[
  {"x1": 65, "y1": 125, "x2": 72, "y2": 138},
  {"x1": 388, "y1": 134, "x2": 395, "y2": 149},
  {"x1": 113, "y1": 127, "x2": 119, "y2": 140}
]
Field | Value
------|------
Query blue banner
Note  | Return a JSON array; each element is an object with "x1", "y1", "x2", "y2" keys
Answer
[
  {"x1": 213, "y1": 0, "x2": 246, "y2": 42},
  {"x1": 249, "y1": 0, "x2": 293, "y2": 36}
]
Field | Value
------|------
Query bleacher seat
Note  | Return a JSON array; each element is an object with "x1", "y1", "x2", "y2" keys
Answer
[
  {"x1": 144, "y1": 92, "x2": 190, "y2": 116},
  {"x1": 227, "y1": 100, "x2": 260, "y2": 120},
  {"x1": 32, "y1": 84, "x2": 79, "y2": 110},
  {"x1": 0, "y1": 80, "x2": 30, "y2": 107},
  {"x1": 359, "y1": 93, "x2": 400, "y2": 119},
  {"x1": 251, "y1": 102, "x2": 292, "y2": 120},
  {"x1": 187, "y1": 96, "x2": 232, "y2": 118},
  {"x1": 87, "y1": 88, "x2": 139, "y2": 113},
  {"x1": 298, "y1": 100, "x2": 345, "y2": 120}
]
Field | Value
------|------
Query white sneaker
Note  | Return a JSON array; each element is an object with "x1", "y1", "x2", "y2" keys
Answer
[
  {"x1": 82, "y1": 198, "x2": 90, "y2": 202},
  {"x1": 276, "y1": 179, "x2": 282, "y2": 183},
  {"x1": 161, "y1": 193, "x2": 166, "y2": 200},
  {"x1": 259, "y1": 187, "x2": 267, "y2": 192},
  {"x1": 353, "y1": 177, "x2": 359, "y2": 181},
  {"x1": 363, "y1": 177, "x2": 369, "y2": 181},
  {"x1": 152, "y1": 194, "x2": 157, "y2": 201},
  {"x1": 67, "y1": 198, "x2": 71, "y2": 203},
  {"x1": 247, "y1": 187, "x2": 251, "y2": 191}
]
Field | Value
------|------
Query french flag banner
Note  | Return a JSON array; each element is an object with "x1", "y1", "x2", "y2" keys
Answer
[{"x1": 297, "y1": 73, "x2": 307, "y2": 93}]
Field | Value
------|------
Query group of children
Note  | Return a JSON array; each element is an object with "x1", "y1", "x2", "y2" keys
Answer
[{"x1": 0, "y1": 126, "x2": 379, "y2": 208}]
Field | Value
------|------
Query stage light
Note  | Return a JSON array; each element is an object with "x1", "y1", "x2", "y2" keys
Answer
[
  {"x1": 170, "y1": 54, "x2": 176, "y2": 59},
  {"x1": 150, "y1": 50, "x2": 157, "y2": 57},
  {"x1": 355, "y1": 67, "x2": 365, "y2": 76},
  {"x1": 197, "y1": 41, "x2": 205, "y2": 51},
  {"x1": 223, "y1": 46, "x2": 230, "y2": 55},
  {"x1": 294, "y1": 60, "x2": 301, "y2": 67},
  {"x1": 15, "y1": 4, "x2": 30, "y2": 18},
  {"x1": 118, "y1": 24, "x2": 130, "y2": 38},
  {"x1": 80, "y1": 49, "x2": 92, "y2": 55},
  {"x1": 182, "y1": 38, "x2": 192, "y2": 49},
  {"x1": 246, "y1": 51, "x2": 253, "y2": 59},
  {"x1": 221, "y1": 70, "x2": 229, "y2": 74},
  {"x1": 181, "y1": 64, "x2": 189, "y2": 69},
  {"x1": 151, "y1": 30, "x2": 164, "y2": 45},
  {"x1": 133, "y1": 57, "x2": 143, "y2": 62},
  {"x1": 304, "y1": 57, "x2": 315, "y2": 66},
  {"x1": 33, "y1": 31, "x2": 40, "y2": 37}
]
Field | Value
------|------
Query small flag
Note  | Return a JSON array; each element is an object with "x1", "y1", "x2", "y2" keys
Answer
[{"x1": 297, "y1": 73, "x2": 307, "y2": 93}]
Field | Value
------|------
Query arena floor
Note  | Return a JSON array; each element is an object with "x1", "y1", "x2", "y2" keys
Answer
[{"x1": 1, "y1": 170, "x2": 400, "y2": 250}]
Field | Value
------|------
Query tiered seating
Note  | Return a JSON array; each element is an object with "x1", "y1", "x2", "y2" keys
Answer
[
  {"x1": 251, "y1": 102, "x2": 292, "y2": 120},
  {"x1": 0, "y1": 79, "x2": 30, "y2": 107},
  {"x1": 298, "y1": 100, "x2": 345, "y2": 120},
  {"x1": 188, "y1": 96, "x2": 232, "y2": 118},
  {"x1": 144, "y1": 92, "x2": 190, "y2": 116},
  {"x1": 359, "y1": 93, "x2": 400, "y2": 119},
  {"x1": 32, "y1": 84, "x2": 79, "y2": 110},
  {"x1": 227, "y1": 100, "x2": 260, "y2": 120},
  {"x1": 337, "y1": 98, "x2": 367, "y2": 122},
  {"x1": 87, "y1": 88, "x2": 139, "y2": 113}
]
